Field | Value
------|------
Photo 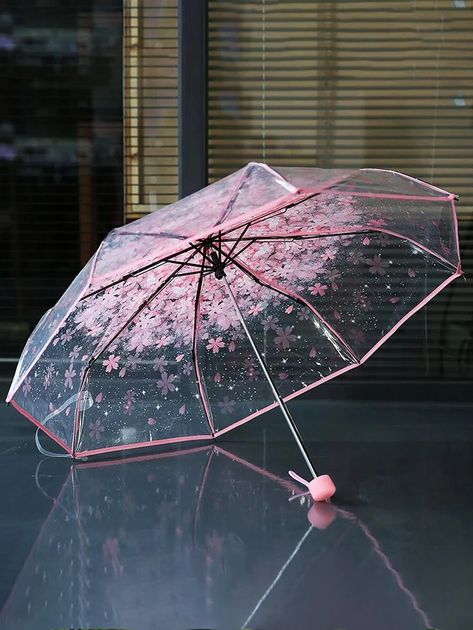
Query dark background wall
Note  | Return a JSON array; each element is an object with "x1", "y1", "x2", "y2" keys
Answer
[{"x1": 0, "y1": 0, "x2": 123, "y2": 377}]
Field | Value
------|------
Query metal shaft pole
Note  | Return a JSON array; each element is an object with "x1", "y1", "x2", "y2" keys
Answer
[{"x1": 223, "y1": 276, "x2": 318, "y2": 479}]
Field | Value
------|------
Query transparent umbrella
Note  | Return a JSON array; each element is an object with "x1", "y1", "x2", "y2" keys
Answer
[{"x1": 6, "y1": 163, "x2": 462, "y2": 499}]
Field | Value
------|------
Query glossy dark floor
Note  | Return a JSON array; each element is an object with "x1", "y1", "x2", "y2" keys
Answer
[{"x1": 1, "y1": 389, "x2": 472, "y2": 630}]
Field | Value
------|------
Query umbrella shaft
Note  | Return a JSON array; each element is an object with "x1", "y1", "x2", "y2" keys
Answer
[{"x1": 223, "y1": 276, "x2": 318, "y2": 479}]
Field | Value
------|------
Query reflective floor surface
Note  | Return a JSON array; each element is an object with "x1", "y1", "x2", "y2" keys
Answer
[{"x1": 1, "y1": 390, "x2": 472, "y2": 630}]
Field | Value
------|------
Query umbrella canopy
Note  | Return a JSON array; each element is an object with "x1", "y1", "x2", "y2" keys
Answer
[
  {"x1": 0, "y1": 445, "x2": 434, "y2": 630},
  {"x1": 6, "y1": 162, "x2": 462, "y2": 458}
]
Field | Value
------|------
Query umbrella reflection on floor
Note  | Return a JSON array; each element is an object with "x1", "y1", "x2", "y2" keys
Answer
[{"x1": 0, "y1": 445, "x2": 432, "y2": 630}]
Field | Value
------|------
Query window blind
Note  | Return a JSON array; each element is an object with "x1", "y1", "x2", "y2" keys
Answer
[
  {"x1": 124, "y1": 0, "x2": 179, "y2": 221},
  {"x1": 207, "y1": 0, "x2": 473, "y2": 379}
]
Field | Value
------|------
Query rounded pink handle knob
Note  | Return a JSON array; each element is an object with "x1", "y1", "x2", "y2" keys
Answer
[
  {"x1": 308, "y1": 474, "x2": 336, "y2": 502},
  {"x1": 289, "y1": 470, "x2": 337, "y2": 502}
]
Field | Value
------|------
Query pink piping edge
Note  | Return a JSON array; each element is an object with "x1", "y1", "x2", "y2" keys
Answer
[
  {"x1": 76, "y1": 444, "x2": 211, "y2": 469},
  {"x1": 6, "y1": 245, "x2": 102, "y2": 404},
  {"x1": 334, "y1": 506, "x2": 432, "y2": 627},
  {"x1": 215, "y1": 271, "x2": 460, "y2": 438},
  {"x1": 362, "y1": 168, "x2": 452, "y2": 197},
  {"x1": 360, "y1": 272, "x2": 461, "y2": 364},
  {"x1": 10, "y1": 399, "x2": 72, "y2": 455},
  {"x1": 328, "y1": 191, "x2": 449, "y2": 202},
  {"x1": 451, "y1": 197, "x2": 462, "y2": 269},
  {"x1": 214, "y1": 364, "x2": 358, "y2": 438},
  {"x1": 235, "y1": 225, "x2": 458, "y2": 272},
  {"x1": 76, "y1": 433, "x2": 214, "y2": 459}
]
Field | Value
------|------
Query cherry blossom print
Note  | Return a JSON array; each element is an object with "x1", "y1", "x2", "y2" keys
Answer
[
  {"x1": 182, "y1": 362, "x2": 193, "y2": 376},
  {"x1": 297, "y1": 308, "x2": 311, "y2": 322},
  {"x1": 9, "y1": 164, "x2": 459, "y2": 455},
  {"x1": 156, "y1": 334, "x2": 172, "y2": 349},
  {"x1": 206, "y1": 337, "x2": 225, "y2": 353},
  {"x1": 68, "y1": 345, "x2": 82, "y2": 360},
  {"x1": 43, "y1": 365, "x2": 55, "y2": 389},
  {"x1": 153, "y1": 356, "x2": 168, "y2": 372},
  {"x1": 102, "y1": 354, "x2": 120, "y2": 373},
  {"x1": 60, "y1": 329, "x2": 73, "y2": 345},
  {"x1": 217, "y1": 396, "x2": 236, "y2": 414},
  {"x1": 366, "y1": 254, "x2": 388, "y2": 276},
  {"x1": 310, "y1": 283, "x2": 328, "y2": 297},
  {"x1": 89, "y1": 420, "x2": 105, "y2": 440},
  {"x1": 147, "y1": 417, "x2": 157, "y2": 426},
  {"x1": 263, "y1": 315, "x2": 279, "y2": 331},
  {"x1": 22, "y1": 376, "x2": 32, "y2": 396},
  {"x1": 274, "y1": 326, "x2": 296, "y2": 349},
  {"x1": 124, "y1": 389, "x2": 136, "y2": 415},
  {"x1": 64, "y1": 366, "x2": 76, "y2": 389},
  {"x1": 248, "y1": 303, "x2": 265, "y2": 316},
  {"x1": 157, "y1": 372, "x2": 176, "y2": 396}
]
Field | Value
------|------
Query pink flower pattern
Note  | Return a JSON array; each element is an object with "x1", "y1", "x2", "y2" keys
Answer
[
  {"x1": 10, "y1": 165, "x2": 458, "y2": 453},
  {"x1": 274, "y1": 326, "x2": 296, "y2": 349},
  {"x1": 157, "y1": 372, "x2": 176, "y2": 396},
  {"x1": 102, "y1": 354, "x2": 120, "y2": 373},
  {"x1": 206, "y1": 337, "x2": 225, "y2": 354},
  {"x1": 64, "y1": 366, "x2": 76, "y2": 389}
]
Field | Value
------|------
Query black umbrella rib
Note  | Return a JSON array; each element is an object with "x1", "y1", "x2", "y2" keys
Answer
[
  {"x1": 191, "y1": 244, "x2": 216, "y2": 437},
  {"x1": 80, "y1": 245, "x2": 201, "y2": 300},
  {"x1": 221, "y1": 228, "x2": 377, "y2": 243}
]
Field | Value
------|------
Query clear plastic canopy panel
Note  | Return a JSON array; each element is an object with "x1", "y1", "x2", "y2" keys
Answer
[{"x1": 7, "y1": 163, "x2": 461, "y2": 457}]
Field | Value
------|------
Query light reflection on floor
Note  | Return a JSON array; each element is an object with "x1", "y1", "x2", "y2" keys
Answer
[{"x1": 1, "y1": 395, "x2": 472, "y2": 630}]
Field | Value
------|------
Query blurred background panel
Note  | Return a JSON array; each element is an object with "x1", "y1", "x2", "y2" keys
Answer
[{"x1": 0, "y1": 0, "x2": 123, "y2": 375}]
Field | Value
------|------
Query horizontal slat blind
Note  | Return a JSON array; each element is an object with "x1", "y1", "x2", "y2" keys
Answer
[
  {"x1": 208, "y1": 0, "x2": 473, "y2": 379},
  {"x1": 124, "y1": 0, "x2": 179, "y2": 221}
]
